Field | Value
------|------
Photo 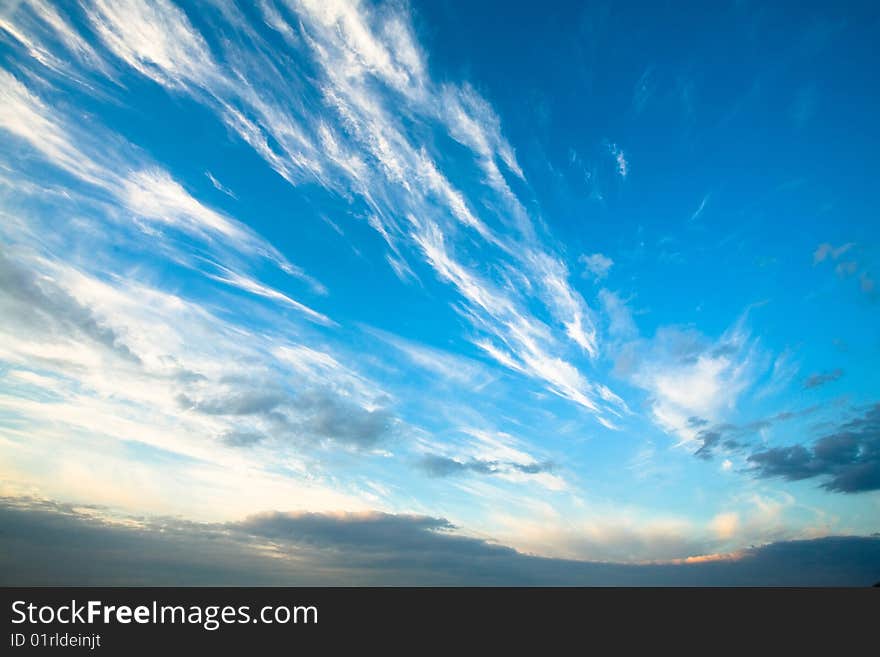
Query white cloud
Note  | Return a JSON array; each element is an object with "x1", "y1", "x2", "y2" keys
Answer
[
  {"x1": 365, "y1": 327, "x2": 492, "y2": 388},
  {"x1": 623, "y1": 318, "x2": 761, "y2": 444},
  {"x1": 598, "y1": 289, "x2": 637, "y2": 339},
  {"x1": 710, "y1": 512, "x2": 739, "y2": 539},
  {"x1": 755, "y1": 348, "x2": 799, "y2": 399},
  {"x1": 580, "y1": 252, "x2": 614, "y2": 280},
  {"x1": 123, "y1": 169, "x2": 251, "y2": 243},
  {"x1": 205, "y1": 171, "x2": 237, "y2": 199},
  {"x1": 490, "y1": 508, "x2": 706, "y2": 563},
  {"x1": 609, "y1": 143, "x2": 627, "y2": 178},
  {"x1": 409, "y1": 219, "x2": 616, "y2": 419},
  {"x1": 204, "y1": 265, "x2": 334, "y2": 326},
  {"x1": 0, "y1": 0, "x2": 111, "y2": 80},
  {"x1": 0, "y1": 69, "x2": 107, "y2": 186},
  {"x1": 689, "y1": 193, "x2": 710, "y2": 223},
  {"x1": 529, "y1": 251, "x2": 598, "y2": 357},
  {"x1": 86, "y1": 0, "x2": 219, "y2": 89}
]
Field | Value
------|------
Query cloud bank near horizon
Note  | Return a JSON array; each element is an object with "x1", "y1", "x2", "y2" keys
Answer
[{"x1": 2, "y1": 498, "x2": 878, "y2": 586}]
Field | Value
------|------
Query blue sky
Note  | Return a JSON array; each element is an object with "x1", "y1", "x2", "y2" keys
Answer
[{"x1": 0, "y1": 0, "x2": 878, "y2": 579}]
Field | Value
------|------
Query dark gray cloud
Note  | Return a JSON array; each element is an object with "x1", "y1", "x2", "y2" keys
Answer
[
  {"x1": 177, "y1": 390, "x2": 286, "y2": 416},
  {"x1": 420, "y1": 455, "x2": 473, "y2": 477},
  {"x1": 178, "y1": 386, "x2": 396, "y2": 449},
  {"x1": 1, "y1": 497, "x2": 878, "y2": 586},
  {"x1": 804, "y1": 369, "x2": 844, "y2": 389},
  {"x1": 221, "y1": 430, "x2": 265, "y2": 447},
  {"x1": 0, "y1": 247, "x2": 140, "y2": 363},
  {"x1": 691, "y1": 409, "x2": 811, "y2": 460},
  {"x1": 418, "y1": 455, "x2": 554, "y2": 478},
  {"x1": 748, "y1": 404, "x2": 880, "y2": 493},
  {"x1": 234, "y1": 512, "x2": 489, "y2": 557},
  {"x1": 694, "y1": 431, "x2": 722, "y2": 460},
  {"x1": 514, "y1": 461, "x2": 554, "y2": 474},
  {"x1": 0, "y1": 498, "x2": 293, "y2": 586},
  {"x1": 292, "y1": 390, "x2": 393, "y2": 448}
]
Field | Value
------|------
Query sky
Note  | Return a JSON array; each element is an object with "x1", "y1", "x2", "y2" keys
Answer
[{"x1": 0, "y1": 0, "x2": 878, "y2": 585}]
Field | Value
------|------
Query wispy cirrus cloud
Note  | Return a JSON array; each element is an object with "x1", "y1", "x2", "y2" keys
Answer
[
  {"x1": 0, "y1": 0, "x2": 112, "y2": 81},
  {"x1": 364, "y1": 326, "x2": 494, "y2": 389},
  {"x1": 205, "y1": 171, "x2": 237, "y2": 199},
  {"x1": 10, "y1": 0, "x2": 616, "y2": 423},
  {"x1": 0, "y1": 242, "x2": 403, "y2": 519},
  {"x1": 0, "y1": 65, "x2": 325, "y2": 323},
  {"x1": 0, "y1": 68, "x2": 108, "y2": 186},
  {"x1": 689, "y1": 193, "x2": 710, "y2": 223}
]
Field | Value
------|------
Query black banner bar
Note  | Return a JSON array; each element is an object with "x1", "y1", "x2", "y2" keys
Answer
[{"x1": 2, "y1": 587, "x2": 877, "y2": 652}]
